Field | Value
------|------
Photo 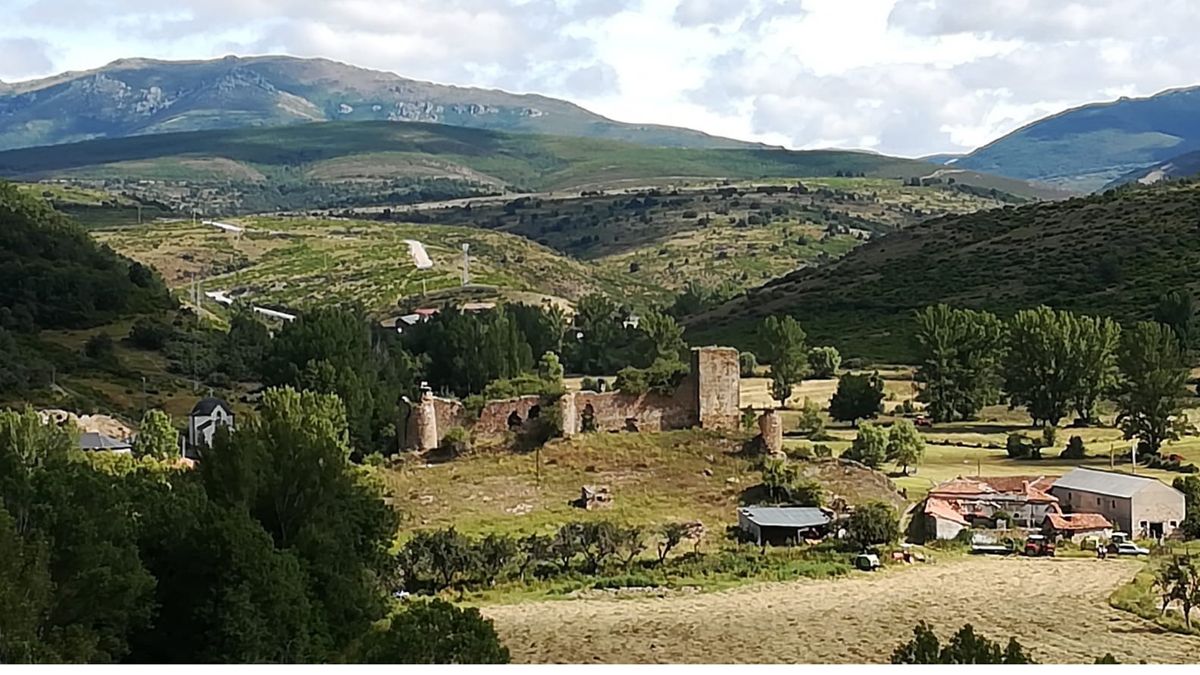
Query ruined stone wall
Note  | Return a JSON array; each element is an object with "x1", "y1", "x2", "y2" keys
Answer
[
  {"x1": 691, "y1": 346, "x2": 741, "y2": 430},
  {"x1": 473, "y1": 395, "x2": 545, "y2": 436},
  {"x1": 758, "y1": 409, "x2": 783, "y2": 457},
  {"x1": 401, "y1": 345, "x2": 743, "y2": 450},
  {"x1": 565, "y1": 389, "x2": 694, "y2": 435}
]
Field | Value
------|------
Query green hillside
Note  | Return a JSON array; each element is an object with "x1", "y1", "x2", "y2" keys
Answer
[
  {"x1": 685, "y1": 180, "x2": 1200, "y2": 361},
  {"x1": 954, "y1": 86, "x2": 1200, "y2": 191},
  {"x1": 0, "y1": 55, "x2": 763, "y2": 151},
  {"x1": 0, "y1": 121, "x2": 1062, "y2": 214}
]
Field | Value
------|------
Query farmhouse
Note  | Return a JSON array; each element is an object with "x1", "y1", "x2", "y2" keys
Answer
[
  {"x1": 187, "y1": 396, "x2": 235, "y2": 458},
  {"x1": 1042, "y1": 512, "x2": 1113, "y2": 543},
  {"x1": 738, "y1": 506, "x2": 832, "y2": 546},
  {"x1": 919, "y1": 475, "x2": 1059, "y2": 539},
  {"x1": 1050, "y1": 467, "x2": 1185, "y2": 539}
]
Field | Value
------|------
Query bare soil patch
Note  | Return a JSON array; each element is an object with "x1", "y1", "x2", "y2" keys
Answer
[{"x1": 483, "y1": 557, "x2": 1200, "y2": 664}]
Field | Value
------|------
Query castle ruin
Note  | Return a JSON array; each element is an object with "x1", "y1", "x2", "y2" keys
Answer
[{"x1": 402, "y1": 346, "x2": 741, "y2": 451}]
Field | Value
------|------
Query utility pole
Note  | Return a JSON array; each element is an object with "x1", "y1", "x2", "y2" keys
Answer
[{"x1": 461, "y1": 243, "x2": 470, "y2": 286}]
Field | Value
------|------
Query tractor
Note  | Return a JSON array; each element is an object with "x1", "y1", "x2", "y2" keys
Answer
[{"x1": 1024, "y1": 534, "x2": 1056, "y2": 557}]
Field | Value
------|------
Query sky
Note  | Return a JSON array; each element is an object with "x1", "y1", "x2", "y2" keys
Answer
[{"x1": 3, "y1": 0, "x2": 1200, "y2": 157}]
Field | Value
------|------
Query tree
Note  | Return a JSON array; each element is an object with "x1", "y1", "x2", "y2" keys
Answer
[
  {"x1": 1003, "y1": 307, "x2": 1077, "y2": 427},
  {"x1": 129, "y1": 317, "x2": 173, "y2": 350},
  {"x1": 892, "y1": 622, "x2": 1034, "y2": 664},
  {"x1": 0, "y1": 505, "x2": 53, "y2": 664},
  {"x1": 537, "y1": 351, "x2": 564, "y2": 384},
  {"x1": 1066, "y1": 314, "x2": 1121, "y2": 423},
  {"x1": 794, "y1": 397, "x2": 825, "y2": 437},
  {"x1": 807, "y1": 346, "x2": 841, "y2": 378},
  {"x1": 886, "y1": 419, "x2": 924, "y2": 475},
  {"x1": 760, "y1": 316, "x2": 808, "y2": 406},
  {"x1": 913, "y1": 305, "x2": 1005, "y2": 422},
  {"x1": 656, "y1": 523, "x2": 689, "y2": 565},
  {"x1": 355, "y1": 600, "x2": 510, "y2": 664},
  {"x1": 828, "y1": 372, "x2": 884, "y2": 426},
  {"x1": 1116, "y1": 322, "x2": 1191, "y2": 455},
  {"x1": 845, "y1": 501, "x2": 899, "y2": 549},
  {"x1": 632, "y1": 309, "x2": 687, "y2": 367},
  {"x1": 739, "y1": 351, "x2": 758, "y2": 377},
  {"x1": 1173, "y1": 476, "x2": 1200, "y2": 539},
  {"x1": 200, "y1": 387, "x2": 397, "y2": 648},
  {"x1": 842, "y1": 422, "x2": 888, "y2": 468},
  {"x1": 1060, "y1": 435, "x2": 1087, "y2": 459},
  {"x1": 1153, "y1": 555, "x2": 1200, "y2": 629},
  {"x1": 566, "y1": 294, "x2": 625, "y2": 374},
  {"x1": 1004, "y1": 308, "x2": 1120, "y2": 427},
  {"x1": 132, "y1": 409, "x2": 177, "y2": 459},
  {"x1": 1154, "y1": 290, "x2": 1195, "y2": 354}
]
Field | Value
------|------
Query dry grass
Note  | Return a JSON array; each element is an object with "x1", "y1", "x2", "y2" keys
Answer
[{"x1": 483, "y1": 557, "x2": 1200, "y2": 664}]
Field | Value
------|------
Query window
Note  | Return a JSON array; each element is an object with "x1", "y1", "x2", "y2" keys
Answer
[
  {"x1": 1170, "y1": 521, "x2": 1178, "y2": 527},
  {"x1": 1111, "y1": 500, "x2": 1116, "y2": 508},
  {"x1": 1097, "y1": 497, "x2": 1102, "y2": 506},
  {"x1": 1140, "y1": 521, "x2": 1147, "y2": 527}
]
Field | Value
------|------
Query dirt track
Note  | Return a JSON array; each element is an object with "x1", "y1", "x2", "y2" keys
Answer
[{"x1": 484, "y1": 557, "x2": 1200, "y2": 664}]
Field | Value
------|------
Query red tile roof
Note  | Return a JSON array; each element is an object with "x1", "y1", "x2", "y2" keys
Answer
[
  {"x1": 924, "y1": 498, "x2": 970, "y2": 526},
  {"x1": 929, "y1": 476, "x2": 1059, "y2": 503},
  {"x1": 1044, "y1": 512, "x2": 1112, "y2": 531}
]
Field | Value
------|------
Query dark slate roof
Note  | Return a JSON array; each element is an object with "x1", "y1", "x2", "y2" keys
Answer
[
  {"x1": 79, "y1": 431, "x2": 131, "y2": 451},
  {"x1": 740, "y1": 506, "x2": 831, "y2": 529},
  {"x1": 191, "y1": 396, "x2": 231, "y2": 416},
  {"x1": 1051, "y1": 468, "x2": 1163, "y2": 499}
]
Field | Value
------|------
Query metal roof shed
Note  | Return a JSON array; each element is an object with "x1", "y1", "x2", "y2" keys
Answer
[{"x1": 738, "y1": 506, "x2": 832, "y2": 546}]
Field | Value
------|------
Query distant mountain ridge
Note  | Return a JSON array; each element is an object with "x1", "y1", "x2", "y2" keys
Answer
[
  {"x1": 952, "y1": 85, "x2": 1200, "y2": 192},
  {"x1": 0, "y1": 55, "x2": 767, "y2": 152}
]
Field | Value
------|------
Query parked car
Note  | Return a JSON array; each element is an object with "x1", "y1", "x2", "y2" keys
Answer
[
  {"x1": 1113, "y1": 542, "x2": 1150, "y2": 556},
  {"x1": 855, "y1": 553, "x2": 881, "y2": 571},
  {"x1": 914, "y1": 415, "x2": 933, "y2": 428},
  {"x1": 1023, "y1": 534, "x2": 1056, "y2": 557}
]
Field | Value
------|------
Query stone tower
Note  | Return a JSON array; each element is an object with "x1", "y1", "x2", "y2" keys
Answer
[{"x1": 690, "y1": 346, "x2": 741, "y2": 430}]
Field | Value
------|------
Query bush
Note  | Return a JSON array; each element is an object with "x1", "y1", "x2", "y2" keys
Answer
[
  {"x1": 129, "y1": 317, "x2": 173, "y2": 350},
  {"x1": 811, "y1": 444, "x2": 833, "y2": 458},
  {"x1": 355, "y1": 600, "x2": 510, "y2": 664},
  {"x1": 1040, "y1": 426, "x2": 1058, "y2": 449},
  {"x1": 1060, "y1": 435, "x2": 1086, "y2": 459},
  {"x1": 739, "y1": 351, "x2": 758, "y2": 377},
  {"x1": 439, "y1": 426, "x2": 472, "y2": 457},
  {"x1": 845, "y1": 501, "x2": 899, "y2": 550},
  {"x1": 615, "y1": 358, "x2": 688, "y2": 395},
  {"x1": 807, "y1": 346, "x2": 841, "y2": 378},
  {"x1": 794, "y1": 398, "x2": 825, "y2": 437},
  {"x1": 761, "y1": 458, "x2": 823, "y2": 506},
  {"x1": 892, "y1": 622, "x2": 1034, "y2": 664},
  {"x1": 1006, "y1": 433, "x2": 1032, "y2": 459},
  {"x1": 84, "y1": 332, "x2": 116, "y2": 361}
]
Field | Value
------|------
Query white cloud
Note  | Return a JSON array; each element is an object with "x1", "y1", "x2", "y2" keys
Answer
[
  {"x1": 0, "y1": 37, "x2": 54, "y2": 80},
  {"x1": 3, "y1": 0, "x2": 1200, "y2": 155}
]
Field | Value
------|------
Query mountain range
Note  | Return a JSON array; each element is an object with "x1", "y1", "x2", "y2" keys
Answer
[
  {"x1": 950, "y1": 86, "x2": 1200, "y2": 191},
  {"x1": 0, "y1": 55, "x2": 765, "y2": 152}
]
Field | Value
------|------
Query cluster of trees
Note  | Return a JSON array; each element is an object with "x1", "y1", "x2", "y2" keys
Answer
[
  {"x1": 756, "y1": 316, "x2": 842, "y2": 405},
  {"x1": 892, "y1": 622, "x2": 1034, "y2": 664},
  {"x1": 566, "y1": 294, "x2": 688, "y2": 377},
  {"x1": 839, "y1": 420, "x2": 926, "y2": 474},
  {"x1": 0, "y1": 182, "x2": 171, "y2": 334},
  {"x1": 0, "y1": 391, "x2": 508, "y2": 663},
  {"x1": 914, "y1": 303, "x2": 1193, "y2": 454},
  {"x1": 396, "y1": 521, "x2": 696, "y2": 593}
]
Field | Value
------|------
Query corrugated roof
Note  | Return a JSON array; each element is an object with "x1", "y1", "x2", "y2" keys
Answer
[
  {"x1": 1051, "y1": 468, "x2": 1163, "y2": 498},
  {"x1": 740, "y1": 506, "x2": 831, "y2": 529},
  {"x1": 79, "y1": 431, "x2": 131, "y2": 451}
]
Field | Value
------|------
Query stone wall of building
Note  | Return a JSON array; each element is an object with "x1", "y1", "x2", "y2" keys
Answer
[
  {"x1": 562, "y1": 389, "x2": 694, "y2": 435},
  {"x1": 691, "y1": 346, "x2": 741, "y2": 430},
  {"x1": 758, "y1": 409, "x2": 784, "y2": 457},
  {"x1": 474, "y1": 395, "x2": 545, "y2": 435}
]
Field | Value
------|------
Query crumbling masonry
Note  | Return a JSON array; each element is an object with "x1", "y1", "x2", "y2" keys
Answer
[{"x1": 403, "y1": 346, "x2": 741, "y2": 451}]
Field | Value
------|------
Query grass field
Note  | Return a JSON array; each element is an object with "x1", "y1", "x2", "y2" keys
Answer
[
  {"x1": 482, "y1": 556, "x2": 1200, "y2": 663},
  {"x1": 381, "y1": 428, "x2": 904, "y2": 540}
]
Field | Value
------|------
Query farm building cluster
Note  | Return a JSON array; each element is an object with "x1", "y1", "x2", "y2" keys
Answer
[{"x1": 919, "y1": 467, "x2": 1186, "y2": 543}]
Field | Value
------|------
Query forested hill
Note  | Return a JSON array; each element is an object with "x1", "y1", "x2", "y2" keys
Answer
[
  {"x1": 0, "y1": 181, "x2": 171, "y2": 330},
  {"x1": 685, "y1": 180, "x2": 1200, "y2": 361}
]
